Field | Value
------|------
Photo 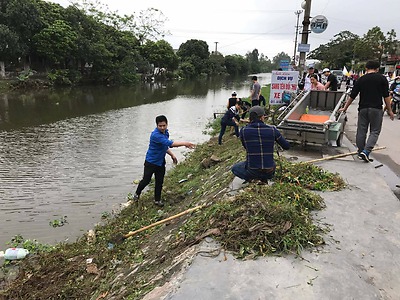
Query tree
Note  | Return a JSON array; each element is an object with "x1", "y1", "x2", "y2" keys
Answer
[
  {"x1": 140, "y1": 40, "x2": 179, "y2": 76},
  {"x1": 246, "y1": 49, "x2": 260, "y2": 73},
  {"x1": 72, "y1": 1, "x2": 168, "y2": 45},
  {"x1": 272, "y1": 52, "x2": 291, "y2": 70},
  {"x1": 177, "y1": 39, "x2": 210, "y2": 77},
  {"x1": 308, "y1": 31, "x2": 359, "y2": 69},
  {"x1": 224, "y1": 54, "x2": 249, "y2": 76},
  {"x1": 354, "y1": 26, "x2": 386, "y2": 62},
  {"x1": 0, "y1": 24, "x2": 19, "y2": 77},
  {"x1": 34, "y1": 0, "x2": 64, "y2": 27},
  {"x1": 33, "y1": 20, "x2": 78, "y2": 66},
  {"x1": 208, "y1": 53, "x2": 226, "y2": 75},
  {"x1": 383, "y1": 29, "x2": 398, "y2": 56},
  {"x1": 177, "y1": 39, "x2": 209, "y2": 60},
  {"x1": 2, "y1": 0, "x2": 43, "y2": 69},
  {"x1": 258, "y1": 54, "x2": 273, "y2": 72},
  {"x1": 130, "y1": 8, "x2": 168, "y2": 44}
]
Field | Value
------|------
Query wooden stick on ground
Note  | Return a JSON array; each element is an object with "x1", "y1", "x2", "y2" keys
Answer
[
  {"x1": 123, "y1": 204, "x2": 206, "y2": 239},
  {"x1": 304, "y1": 146, "x2": 386, "y2": 163}
]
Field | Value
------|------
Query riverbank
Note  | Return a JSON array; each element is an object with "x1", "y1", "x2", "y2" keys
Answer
[
  {"x1": 0, "y1": 79, "x2": 13, "y2": 92},
  {"x1": 164, "y1": 142, "x2": 400, "y2": 299},
  {"x1": 0, "y1": 120, "x2": 346, "y2": 299}
]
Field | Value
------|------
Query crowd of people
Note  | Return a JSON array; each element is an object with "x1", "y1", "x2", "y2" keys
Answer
[
  {"x1": 218, "y1": 75, "x2": 291, "y2": 183},
  {"x1": 300, "y1": 66, "x2": 339, "y2": 92},
  {"x1": 134, "y1": 61, "x2": 396, "y2": 206}
]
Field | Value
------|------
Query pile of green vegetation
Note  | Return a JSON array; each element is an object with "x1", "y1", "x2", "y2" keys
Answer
[{"x1": 0, "y1": 123, "x2": 345, "y2": 299}]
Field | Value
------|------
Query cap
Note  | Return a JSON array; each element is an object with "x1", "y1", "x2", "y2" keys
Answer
[
  {"x1": 232, "y1": 91, "x2": 237, "y2": 96},
  {"x1": 322, "y1": 68, "x2": 330, "y2": 73},
  {"x1": 308, "y1": 66, "x2": 314, "y2": 70},
  {"x1": 249, "y1": 105, "x2": 265, "y2": 117}
]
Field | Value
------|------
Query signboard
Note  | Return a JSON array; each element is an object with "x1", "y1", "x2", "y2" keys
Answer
[
  {"x1": 310, "y1": 15, "x2": 328, "y2": 34},
  {"x1": 269, "y1": 71, "x2": 299, "y2": 104},
  {"x1": 279, "y1": 59, "x2": 290, "y2": 71},
  {"x1": 297, "y1": 43, "x2": 310, "y2": 52}
]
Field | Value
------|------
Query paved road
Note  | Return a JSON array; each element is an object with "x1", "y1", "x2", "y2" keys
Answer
[{"x1": 344, "y1": 93, "x2": 400, "y2": 198}]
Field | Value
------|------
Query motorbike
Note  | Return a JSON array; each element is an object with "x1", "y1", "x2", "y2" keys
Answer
[{"x1": 391, "y1": 90, "x2": 400, "y2": 119}]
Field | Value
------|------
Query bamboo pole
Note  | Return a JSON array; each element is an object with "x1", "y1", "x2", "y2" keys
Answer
[
  {"x1": 304, "y1": 146, "x2": 386, "y2": 163},
  {"x1": 122, "y1": 204, "x2": 206, "y2": 239}
]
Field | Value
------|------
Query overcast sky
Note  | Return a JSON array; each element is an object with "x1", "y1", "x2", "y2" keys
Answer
[{"x1": 47, "y1": 0, "x2": 399, "y2": 59}]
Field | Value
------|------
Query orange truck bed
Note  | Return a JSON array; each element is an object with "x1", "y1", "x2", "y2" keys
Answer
[{"x1": 299, "y1": 114, "x2": 330, "y2": 123}]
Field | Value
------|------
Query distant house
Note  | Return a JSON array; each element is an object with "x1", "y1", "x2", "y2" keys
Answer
[{"x1": 383, "y1": 54, "x2": 400, "y2": 76}]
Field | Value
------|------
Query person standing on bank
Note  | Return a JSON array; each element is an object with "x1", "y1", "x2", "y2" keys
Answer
[
  {"x1": 231, "y1": 106, "x2": 290, "y2": 182},
  {"x1": 134, "y1": 115, "x2": 195, "y2": 206},
  {"x1": 323, "y1": 68, "x2": 338, "y2": 91},
  {"x1": 250, "y1": 75, "x2": 261, "y2": 106},
  {"x1": 339, "y1": 60, "x2": 394, "y2": 162},
  {"x1": 227, "y1": 91, "x2": 240, "y2": 108}
]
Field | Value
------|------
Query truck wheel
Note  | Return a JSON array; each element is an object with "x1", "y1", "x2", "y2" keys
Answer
[{"x1": 336, "y1": 132, "x2": 343, "y2": 147}]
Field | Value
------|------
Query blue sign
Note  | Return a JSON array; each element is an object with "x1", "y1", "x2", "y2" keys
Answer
[
  {"x1": 297, "y1": 44, "x2": 310, "y2": 52},
  {"x1": 280, "y1": 60, "x2": 290, "y2": 71}
]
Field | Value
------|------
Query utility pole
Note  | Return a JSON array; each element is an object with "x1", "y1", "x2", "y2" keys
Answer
[
  {"x1": 214, "y1": 42, "x2": 218, "y2": 55},
  {"x1": 299, "y1": 0, "x2": 312, "y2": 73},
  {"x1": 293, "y1": 10, "x2": 303, "y2": 67}
]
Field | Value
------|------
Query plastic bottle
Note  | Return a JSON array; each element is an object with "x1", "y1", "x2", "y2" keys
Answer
[
  {"x1": 0, "y1": 248, "x2": 29, "y2": 260},
  {"x1": 305, "y1": 105, "x2": 309, "y2": 114}
]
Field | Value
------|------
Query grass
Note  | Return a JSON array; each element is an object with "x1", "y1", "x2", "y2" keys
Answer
[{"x1": 0, "y1": 117, "x2": 345, "y2": 299}]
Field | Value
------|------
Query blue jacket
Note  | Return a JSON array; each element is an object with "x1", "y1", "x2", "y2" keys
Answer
[
  {"x1": 222, "y1": 106, "x2": 239, "y2": 123},
  {"x1": 240, "y1": 120, "x2": 290, "y2": 169},
  {"x1": 145, "y1": 128, "x2": 174, "y2": 166}
]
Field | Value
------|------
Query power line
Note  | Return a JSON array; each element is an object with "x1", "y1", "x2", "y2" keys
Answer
[{"x1": 169, "y1": 29, "x2": 293, "y2": 36}]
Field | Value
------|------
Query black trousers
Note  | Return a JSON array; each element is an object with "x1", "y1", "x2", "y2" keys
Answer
[{"x1": 135, "y1": 160, "x2": 165, "y2": 201}]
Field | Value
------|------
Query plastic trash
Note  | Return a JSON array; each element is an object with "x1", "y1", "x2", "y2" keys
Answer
[
  {"x1": 0, "y1": 248, "x2": 29, "y2": 260},
  {"x1": 305, "y1": 105, "x2": 309, "y2": 114}
]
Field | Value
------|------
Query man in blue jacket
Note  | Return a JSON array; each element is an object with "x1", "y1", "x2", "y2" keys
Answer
[
  {"x1": 134, "y1": 115, "x2": 195, "y2": 206},
  {"x1": 231, "y1": 106, "x2": 290, "y2": 182}
]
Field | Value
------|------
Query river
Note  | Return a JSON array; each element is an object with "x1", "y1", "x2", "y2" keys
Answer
[{"x1": 0, "y1": 73, "x2": 272, "y2": 249}]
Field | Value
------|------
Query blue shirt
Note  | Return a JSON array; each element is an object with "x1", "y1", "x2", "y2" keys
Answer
[
  {"x1": 240, "y1": 120, "x2": 290, "y2": 169},
  {"x1": 145, "y1": 128, "x2": 174, "y2": 166}
]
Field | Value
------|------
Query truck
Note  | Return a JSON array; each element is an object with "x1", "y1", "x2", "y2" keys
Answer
[{"x1": 275, "y1": 90, "x2": 347, "y2": 147}]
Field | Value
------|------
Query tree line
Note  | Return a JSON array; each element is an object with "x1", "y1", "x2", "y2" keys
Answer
[
  {"x1": 308, "y1": 27, "x2": 399, "y2": 71},
  {"x1": 0, "y1": 0, "x2": 291, "y2": 86},
  {"x1": 2, "y1": 0, "x2": 395, "y2": 86}
]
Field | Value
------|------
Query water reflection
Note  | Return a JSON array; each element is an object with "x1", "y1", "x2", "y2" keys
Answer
[
  {"x1": 0, "y1": 77, "x2": 243, "y2": 131},
  {"x1": 0, "y1": 74, "x2": 271, "y2": 248}
]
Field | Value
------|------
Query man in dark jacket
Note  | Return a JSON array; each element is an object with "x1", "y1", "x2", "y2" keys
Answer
[
  {"x1": 340, "y1": 61, "x2": 394, "y2": 162},
  {"x1": 231, "y1": 106, "x2": 290, "y2": 182},
  {"x1": 323, "y1": 68, "x2": 338, "y2": 91},
  {"x1": 218, "y1": 101, "x2": 240, "y2": 145}
]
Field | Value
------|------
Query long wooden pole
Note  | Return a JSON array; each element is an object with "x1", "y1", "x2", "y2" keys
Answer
[
  {"x1": 304, "y1": 146, "x2": 386, "y2": 163},
  {"x1": 123, "y1": 204, "x2": 206, "y2": 239}
]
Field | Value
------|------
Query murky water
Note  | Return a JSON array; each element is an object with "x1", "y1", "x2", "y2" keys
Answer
[{"x1": 0, "y1": 74, "x2": 272, "y2": 249}]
